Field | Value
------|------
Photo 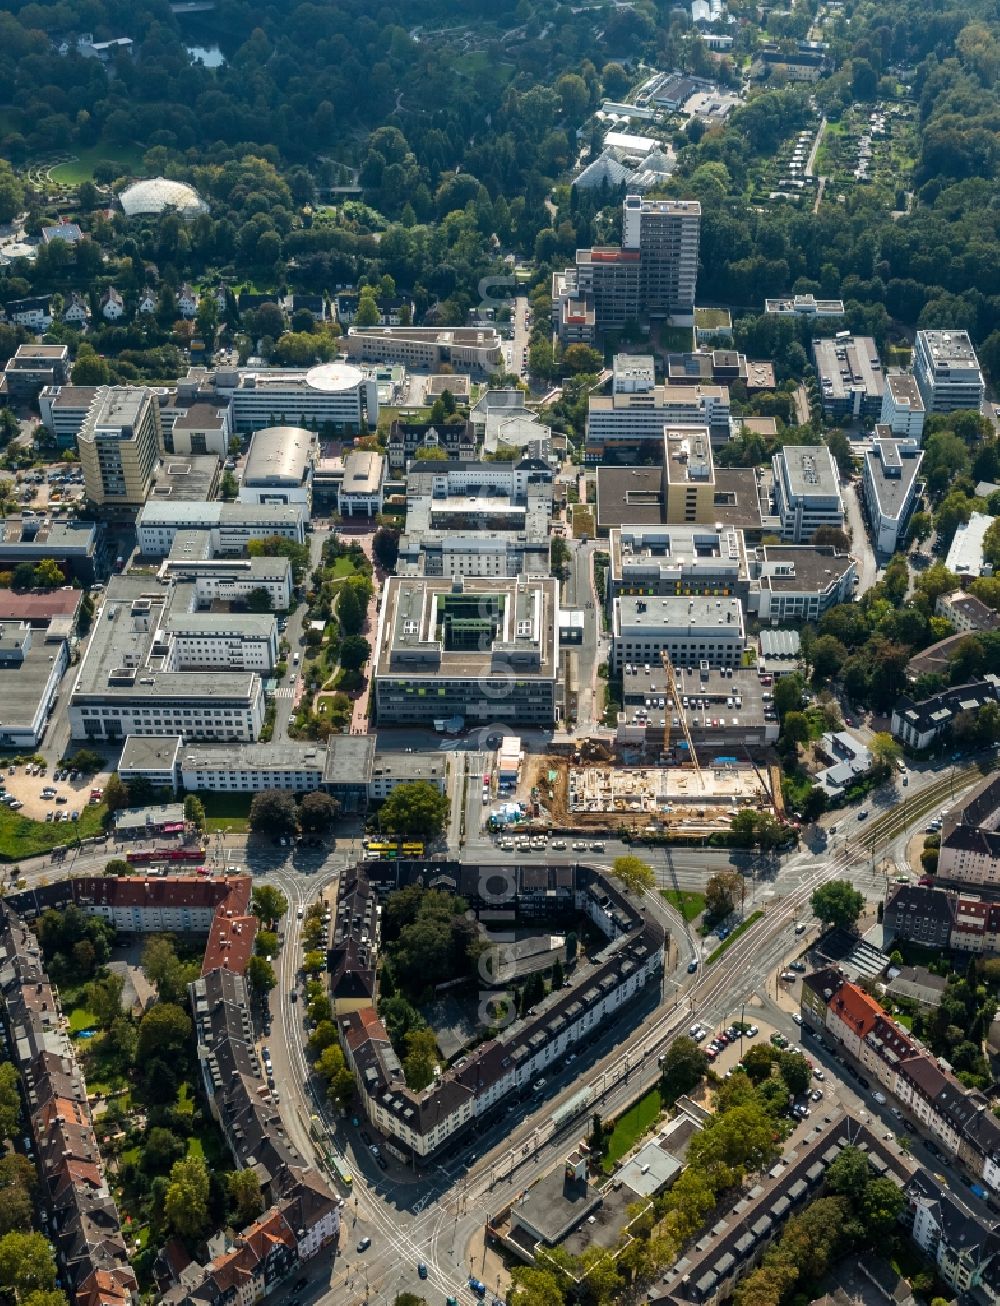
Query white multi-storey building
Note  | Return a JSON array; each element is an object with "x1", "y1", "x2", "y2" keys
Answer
[
  {"x1": 880, "y1": 373, "x2": 926, "y2": 442},
  {"x1": 914, "y1": 330, "x2": 985, "y2": 414},
  {"x1": 68, "y1": 576, "x2": 268, "y2": 743},
  {"x1": 771, "y1": 445, "x2": 845, "y2": 543},
  {"x1": 136, "y1": 500, "x2": 305, "y2": 557},
  {"x1": 159, "y1": 532, "x2": 293, "y2": 609},
  {"x1": 862, "y1": 436, "x2": 924, "y2": 555},
  {"x1": 610, "y1": 594, "x2": 745, "y2": 672},
  {"x1": 220, "y1": 362, "x2": 379, "y2": 434}
]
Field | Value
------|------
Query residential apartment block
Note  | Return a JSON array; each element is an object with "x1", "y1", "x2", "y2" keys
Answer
[
  {"x1": 801, "y1": 968, "x2": 1000, "y2": 1196},
  {"x1": 862, "y1": 435, "x2": 924, "y2": 555},
  {"x1": 338, "y1": 861, "x2": 663, "y2": 1159},
  {"x1": 77, "y1": 385, "x2": 163, "y2": 511},
  {"x1": 936, "y1": 591, "x2": 1000, "y2": 635},
  {"x1": 771, "y1": 445, "x2": 845, "y2": 543},
  {"x1": 373, "y1": 574, "x2": 561, "y2": 727},
  {"x1": 0, "y1": 906, "x2": 138, "y2": 1306},
  {"x1": 914, "y1": 329, "x2": 985, "y2": 415},
  {"x1": 936, "y1": 773, "x2": 1000, "y2": 888},
  {"x1": 891, "y1": 675, "x2": 1000, "y2": 749}
]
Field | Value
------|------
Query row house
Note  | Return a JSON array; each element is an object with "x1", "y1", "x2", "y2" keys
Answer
[
  {"x1": 904, "y1": 1170, "x2": 1000, "y2": 1299},
  {"x1": 336, "y1": 861, "x2": 665, "y2": 1160},
  {"x1": 0, "y1": 905, "x2": 137, "y2": 1306},
  {"x1": 160, "y1": 1175, "x2": 339, "y2": 1306},
  {"x1": 885, "y1": 882, "x2": 1000, "y2": 956},
  {"x1": 802, "y1": 968, "x2": 1000, "y2": 1193}
]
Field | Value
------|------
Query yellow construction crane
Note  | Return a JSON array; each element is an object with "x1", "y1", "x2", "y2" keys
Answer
[{"x1": 661, "y1": 651, "x2": 705, "y2": 790}]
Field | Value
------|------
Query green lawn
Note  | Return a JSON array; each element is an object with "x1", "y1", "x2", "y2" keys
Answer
[
  {"x1": 328, "y1": 556, "x2": 360, "y2": 579},
  {"x1": 0, "y1": 802, "x2": 105, "y2": 862},
  {"x1": 197, "y1": 791, "x2": 252, "y2": 833},
  {"x1": 660, "y1": 889, "x2": 706, "y2": 922},
  {"x1": 602, "y1": 1088, "x2": 662, "y2": 1172},
  {"x1": 707, "y1": 910, "x2": 764, "y2": 965},
  {"x1": 68, "y1": 1005, "x2": 98, "y2": 1033},
  {"x1": 49, "y1": 143, "x2": 147, "y2": 185}
]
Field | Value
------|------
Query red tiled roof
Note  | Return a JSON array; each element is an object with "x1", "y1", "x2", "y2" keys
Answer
[
  {"x1": 201, "y1": 910, "x2": 257, "y2": 977},
  {"x1": 828, "y1": 981, "x2": 882, "y2": 1037},
  {"x1": 75, "y1": 1267, "x2": 137, "y2": 1306},
  {"x1": 73, "y1": 874, "x2": 246, "y2": 912},
  {"x1": 0, "y1": 589, "x2": 81, "y2": 622}
]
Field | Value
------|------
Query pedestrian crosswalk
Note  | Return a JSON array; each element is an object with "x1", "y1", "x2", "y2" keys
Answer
[{"x1": 273, "y1": 686, "x2": 294, "y2": 698}]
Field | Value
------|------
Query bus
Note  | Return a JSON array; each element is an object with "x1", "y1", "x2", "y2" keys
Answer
[
  {"x1": 366, "y1": 841, "x2": 400, "y2": 859},
  {"x1": 401, "y1": 843, "x2": 424, "y2": 857}
]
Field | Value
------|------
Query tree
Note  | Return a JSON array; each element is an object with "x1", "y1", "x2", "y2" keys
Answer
[
  {"x1": 142, "y1": 936, "x2": 190, "y2": 1005},
  {"x1": 774, "y1": 674, "x2": 804, "y2": 718},
  {"x1": 782, "y1": 710, "x2": 810, "y2": 747},
  {"x1": 403, "y1": 1026, "x2": 438, "y2": 1091},
  {"x1": 373, "y1": 527, "x2": 400, "y2": 572},
  {"x1": 869, "y1": 732, "x2": 901, "y2": 770},
  {"x1": 251, "y1": 884, "x2": 289, "y2": 925},
  {"x1": 660, "y1": 1035, "x2": 708, "y2": 1103},
  {"x1": 141, "y1": 1126, "x2": 186, "y2": 1174},
  {"x1": 228, "y1": 1169, "x2": 265, "y2": 1225},
  {"x1": 11, "y1": 562, "x2": 35, "y2": 591},
  {"x1": 102, "y1": 772, "x2": 131, "y2": 813},
  {"x1": 70, "y1": 346, "x2": 111, "y2": 385},
  {"x1": 551, "y1": 958, "x2": 564, "y2": 989},
  {"x1": 811, "y1": 635, "x2": 848, "y2": 682},
  {"x1": 706, "y1": 870, "x2": 743, "y2": 922},
  {"x1": 778, "y1": 1051, "x2": 811, "y2": 1095},
  {"x1": 337, "y1": 583, "x2": 364, "y2": 635},
  {"x1": 255, "y1": 930, "x2": 279, "y2": 958},
  {"x1": 0, "y1": 1232, "x2": 57, "y2": 1295},
  {"x1": 183, "y1": 794, "x2": 206, "y2": 831},
  {"x1": 826, "y1": 1145, "x2": 872, "y2": 1201},
  {"x1": 339, "y1": 634, "x2": 371, "y2": 672},
  {"x1": 164, "y1": 1155, "x2": 210, "y2": 1239},
  {"x1": 609, "y1": 855, "x2": 655, "y2": 894},
  {"x1": 85, "y1": 971, "x2": 125, "y2": 1029},
  {"x1": 0, "y1": 1155, "x2": 35, "y2": 1236},
  {"x1": 355, "y1": 289, "x2": 380, "y2": 327},
  {"x1": 245, "y1": 585, "x2": 272, "y2": 612},
  {"x1": 378, "y1": 781, "x2": 449, "y2": 839},
  {"x1": 136, "y1": 1002, "x2": 191, "y2": 1065},
  {"x1": 33, "y1": 558, "x2": 64, "y2": 588},
  {"x1": 0, "y1": 1064, "x2": 20, "y2": 1142},
  {"x1": 247, "y1": 955, "x2": 277, "y2": 995},
  {"x1": 249, "y1": 788, "x2": 298, "y2": 836},
  {"x1": 810, "y1": 880, "x2": 865, "y2": 930},
  {"x1": 510, "y1": 1267, "x2": 565, "y2": 1306},
  {"x1": 906, "y1": 511, "x2": 933, "y2": 547},
  {"x1": 299, "y1": 790, "x2": 340, "y2": 832}
]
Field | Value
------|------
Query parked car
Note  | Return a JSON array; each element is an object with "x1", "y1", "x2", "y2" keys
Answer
[{"x1": 357, "y1": 1237, "x2": 371, "y2": 1252}]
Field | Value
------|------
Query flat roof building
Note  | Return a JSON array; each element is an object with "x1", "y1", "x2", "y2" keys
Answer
[
  {"x1": 862, "y1": 436, "x2": 924, "y2": 556},
  {"x1": 239, "y1": 425, "x2": 315, "y2": 509},
  {"x1": 914, "y1": 330, "x2": 985, "y2": 415},
  {"x1": 765, "y1": 294, "x2": 845, "y2": 317},
  {"x1": 137, "y1": 500, "x2": 305, "y2": 558},
  {"x1": 596, "y1": 462, "x2": 766, "y2": 536},
  {"x1": 225, "y1": 363, "x2": 378, "y2": 435},
  {"x1": 607, "y1": 524, "x2": 750, "y2": 604},
  {"x1": 338, "y1": 450, "x2": 385, "y2": 518},
  {"x1": 617, "y1": 661, "x2": 776, "y2": 750},
  {"x1": 0, "y1": 516, "x2": 107, "y2": 585},
  {"x1": 169, "y1": 402, "x2": 231, "y2": 458},
  {"x1": 38, "y1": 384, "x2": 97, "y2": 448},
  {"x1": 77, "y1": 385, "x2": 163, "y2": 512},
  {"x1": 945, "y1": 511, "x2": 995, "y2": 579},
  {"x1": 749, "y1": 544, "x2": 857, "y2": 624},
  {"x1": 373, "y1": 575, "x2": 561, "y2": 726},
  {"x1": 611, "y1": 593, "x2": 744, "y2": 672},
  {"x1": 812, "y1": 335, "x2": 885, "y2": 421},
  {"x1": 343, "y1": 326, "x2": 503, "y2": 374},
  {"x1": 0, "y1": 620, "x2": 69, "y2": 749},
  {"x1": 664, "y1": 427, "x2": 717, "y2": 523},
  {"x1": 881, "y1": 373, "x2": 925, "y2": 443},
  {"x1": 68, "y1": 575, "x2": 268, "y2": 744},
  {"x1": 771, "y1": 445, "x2": 845, "y2": 543},
  {"x1": 2, "y1": 343, "x2": 69, "y2": 401},
  {"x1": 586, "y1": 382, "x2": 731, "y2": 463}
]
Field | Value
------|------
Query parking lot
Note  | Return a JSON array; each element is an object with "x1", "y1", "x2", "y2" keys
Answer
[{"x1": 1, "y1": 763, "x2": 108, "y2": 822}]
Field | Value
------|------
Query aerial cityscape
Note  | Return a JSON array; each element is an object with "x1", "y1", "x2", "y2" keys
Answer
[{"x1": 1, "y1": 1, "x2": 1000, "y2": 1305}]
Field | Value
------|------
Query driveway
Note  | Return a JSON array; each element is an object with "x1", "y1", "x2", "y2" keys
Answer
[{"x1": 842, "y1": 481, "x2": 877, "y2": 593}]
